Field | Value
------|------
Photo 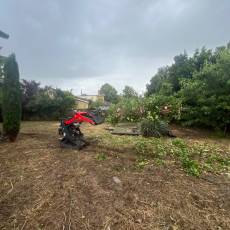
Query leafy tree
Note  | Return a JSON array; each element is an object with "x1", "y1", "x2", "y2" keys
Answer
[
  {"x1": 168, "y1": 52, "x2": 194, "y2": 92},
  {"x1": 227, "y1": 42, "x2": 230, "y2": 50},
  {"x1": 99, "y1": 83, "x2": 118, "y2": 103},
  {"x1": 21, "y1": 79, "x2": 40, "y2": 104},
  {"x1": 26, "y1": 86, "x2": 75, "y2": 120},
  {"x1": 0, "y1": 30, "x2": 9, "y2": 67},
  {"x1": 145, "y1": 41, "x2": 230, "y2": 132},
  {"x1": 158, "y1": 82, "x2": 173, "y2": 96},
  {"x1": 21, "y1": 79, "x2": 40, "y2": 119},
  {"x1": 89, "y1": 99, "x2": 104, "y2": 109},
  {"x1": 192, "y1": 47, "x2": 214, "y2": 72},
  {"x1": 2, "y1": 54, "x2": 21, "y2": 141},
  {"x1": 0, "y1": 30, "x2": 9, "y2": 123},
  {"x1": 146, "y1": 67, "x2": 169, "y2": 96},
  {"x1": 146, "y1": 50, "x2": 213, "y2": 96},
  {"x1": 179, "y1": 48, "x2": 230, "y2": 131},
  {"x1": 0, "y1": 58, "x2": 6, "y2": 121},
  {"x1": 122, "y1": 85, "x2": 138, "y2": 98}
]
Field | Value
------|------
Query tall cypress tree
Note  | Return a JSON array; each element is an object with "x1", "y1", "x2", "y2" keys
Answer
[{"x1": 2, "y1": 54, "x2": 21, "y2": 141}]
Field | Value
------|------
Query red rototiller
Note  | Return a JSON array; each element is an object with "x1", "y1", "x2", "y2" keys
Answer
[{"x1": 58, "y1": 110, "x2": 104, "y2": 149}]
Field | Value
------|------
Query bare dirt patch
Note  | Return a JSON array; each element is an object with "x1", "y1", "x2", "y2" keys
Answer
[{"x1": 0, "y1": 122, "x2": 229, "y2": 229}]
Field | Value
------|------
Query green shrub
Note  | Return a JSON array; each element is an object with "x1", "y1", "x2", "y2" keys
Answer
[
  {"x1": 24, "y1": 87, "x2": 75, "y2": 120},
  {"x1": 107, "y1": 97, "x2": 144, "y2": 124},
  {"x1": 106, "y1": 95, "x2": 182, "y2": 125},
  {"x1": 140, "y1": 118, "x2": 169, "y2": 137},
  {"x1": 89, "y1": 99, "x2": 104, "y2": 109},
  {"x1": 106, "y1": 104, "x2": 120, "y2": 124},
  {"x1": 2, "y1": 54, "x2": 21, "y2": 141},
  {"x1": 143, "y1": 95, "x2": 182, "y2": 122}
]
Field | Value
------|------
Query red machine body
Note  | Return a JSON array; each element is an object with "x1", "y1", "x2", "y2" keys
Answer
[
  {"x1": 59, "y1": 110, "x2": 104, "y2": 149},
  {"x1": 64, "y1": 111, "x2": 97, "y2": 125}
]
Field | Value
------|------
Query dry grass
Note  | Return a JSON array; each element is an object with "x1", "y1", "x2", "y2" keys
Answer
[{"x1": 0, "y1": 121, "x2": 229, "y2": 229}]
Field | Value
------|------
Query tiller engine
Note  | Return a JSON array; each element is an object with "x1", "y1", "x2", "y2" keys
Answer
[{"x1": 58, "y1": 110, "x2": 104, "y2": 149}]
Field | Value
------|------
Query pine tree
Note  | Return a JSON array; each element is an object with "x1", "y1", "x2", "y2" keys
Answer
[{"x1": 2, "y1": 54, "x2": 21, "y2": 141}]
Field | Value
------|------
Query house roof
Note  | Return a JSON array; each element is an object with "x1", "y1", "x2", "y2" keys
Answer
[
  {"x1": 75, "y1": 96, "x2": 91, "y2": 103},
  {"x1": 79, "y1": 94, "x2": 104, "y2": 97}
]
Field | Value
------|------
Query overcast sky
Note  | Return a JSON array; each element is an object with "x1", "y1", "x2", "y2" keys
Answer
[{"x1": 0, "y1": 0, "x2": 229, "y2": 95}]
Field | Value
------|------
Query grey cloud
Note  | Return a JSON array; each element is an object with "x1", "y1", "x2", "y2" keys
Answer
[{"x1": 0, "y1": 0, "x2": 229, "y2": 94}]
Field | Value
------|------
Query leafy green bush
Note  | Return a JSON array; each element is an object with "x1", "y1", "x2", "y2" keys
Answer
[
  {"x1": 89, "y1": 99, "x2": 104, "y2": 109},
  {"x1": 106, "y1": 104, "x2": 120, "y2": 124},
  {"x1": 2, "y1": 54, "x2": 21, "y2": 141},
  {"x1": 106, "y1": 97, "x2": 144, "y2": 124},
  {"x1": 24, "y1": 86, "x2": 75, "y2": 120},
  {"x1": 106, "y1": 95, "x2": 181, "y2": 125},
  {"x1": 140, "y1": 118, "x2": 169, "y2": 137},
  {"x1": 143, "y1": 95, "x2": 182, "y2": 122}
]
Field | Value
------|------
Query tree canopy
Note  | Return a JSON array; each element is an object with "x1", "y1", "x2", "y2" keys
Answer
[
  {"x1": 146, "y1": 42, "x2": 230, "y2": 131},
  {"x1": 2, "y1": 54, "x2": 21, "y2": 141},
  {"x1": 122, "y1": 85, "x2": 138, "y2": 98},
  {"x1": 20, "y1": 80, "x2": 76, "y2": 120},
  {"x1": 99, "y1": 83, "x2": 118, "y2": 103}
]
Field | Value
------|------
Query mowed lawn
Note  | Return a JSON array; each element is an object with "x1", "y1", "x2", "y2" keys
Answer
[{"x1": 0, "y1": 121, "x2": 229, "y2": 230}]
